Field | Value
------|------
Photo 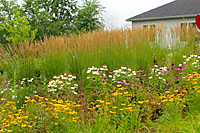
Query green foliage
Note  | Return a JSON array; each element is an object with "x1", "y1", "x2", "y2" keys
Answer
[
  {"x1": 75, "y1": 0, "x2": 104, "y2": 33},
  {"x1": 0, "y1": 0, "x2": 20, "y2": 44},
  {"x1": 0, "y1": 9, "x2": 37, "y2": 45},
  {"x1": 22, "y1": 0, "x2": 79, "y2": 39}
]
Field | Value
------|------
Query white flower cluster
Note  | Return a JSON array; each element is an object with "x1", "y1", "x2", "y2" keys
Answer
[
  {"x1": 112, "y1": 66, "x2": 136, "y2": 82},
  {"x1": 184, "y1": 54, "x2": 200, "y2": 67},
  {"x1": 21, "y1": 78, "x2": 34, "y2": 85},
  {"x1": 150, "y1": 66, "x2": 168, "y2": 81},
  {"x1": 87, "y1": 65, "x2": 108, "y2": 74},
  {"x1": 86, "y1": 65, "x2": 108, "y2": 79},
  {"x1": 47, "y1": 73, "x2": 78, "y2": 95},
  {"x1": 86, "y1": 65, "x2": 137, "y2": 83}
]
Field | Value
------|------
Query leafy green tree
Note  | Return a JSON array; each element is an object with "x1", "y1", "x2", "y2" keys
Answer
[
  {"x1": 0, "y1": 9, "x2": 37, "y2": 45},
  {"x1": 0, "y1": 0, "x2": 20, "y2": 44},
  {"x1": 22, "y1": 0, "x2": 78, "y2": 39},
  {"x1": 75, "y1": 0, "x2": 104, "y2": 33}
]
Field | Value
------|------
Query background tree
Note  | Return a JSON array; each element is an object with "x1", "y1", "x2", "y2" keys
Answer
[
  {"x1": 0, "y1": 0, "x2": 20, "y2": 44},
  {"x1": 0, "y1": 9, "x2": 37, "y2": 45},
  {"x1": 75, "y1": 0, "x2": 104, "y2": 33},
  {"x1": 22, "y1": 0, "x2": 79, "y2": 39}
]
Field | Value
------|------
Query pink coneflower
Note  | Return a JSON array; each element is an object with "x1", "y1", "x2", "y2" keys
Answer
[
  {"x1": 171, "y1": 64, "x2": 175, "y2": 68},
  {"x1": 98, "y1": 90, "x2": 103, "y2": 93},
  {"x1": 117, "y1": 80, "x2": 123, "y2": 84},
  {"x1": 142, "y1": 73, "x2": 146, "y2": 77},
  {"x1": 181, "y1": 68, "x2": 186, "y2": 70},
  {"x1": 103, "y1": 78, "x2": 108, "y2": 81},
  {"x1": 100, "y1": 75, "x2": 104, "y2": 78},
  {"x1": 98, "y1": 70, "x2": 103, "y2": 73},
  {"x1": 183, "y1": 64, "x2": 187, "y2": 67},
  {"x1": 122, "y1": 86, "x2": 127, "y2": 90},
  {"x1": 174, "y1": 77, "x2": 178, "y2": 80},
  {"x1": 93, "y1": 78, "x2": 97, "y2": 82},
  {"x1": 131, "y1": 84, "x2": 137, "y2": 87},
  {"x1": 167, "y1": 69, "x2": 171, "y2": 72},
  {"x1": 137, "y1": 70, "x2": 144, "y2": 73},
  {"x1": 136, "y1": 77, "x2": 140, "y2": 81},
  {"x1": 109, "y1": 71, "x2": 113, "y2": 74},
  {"x1": 125, "y1": 82, "x2": 130, "y2": 85},
  {"x1": 179, "y1": 72, "x2": 182, "y2": 75},
  {"x1": 175, "y1": 68, "x2": 181, "y2": 70}
]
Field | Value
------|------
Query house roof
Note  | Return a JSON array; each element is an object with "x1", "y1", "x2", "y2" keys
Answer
[{"x1": 127, "y1": 0, "x2": 200, "y2": 22}]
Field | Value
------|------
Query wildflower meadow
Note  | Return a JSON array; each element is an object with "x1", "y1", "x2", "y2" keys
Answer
[{"x1": 0, "y1": 25, "x2": 200, "y2": 132}]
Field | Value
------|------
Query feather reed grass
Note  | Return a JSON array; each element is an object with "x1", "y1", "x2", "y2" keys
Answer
[{"x1": 0, "y1": 24, "x2": 199, "y2": 81}]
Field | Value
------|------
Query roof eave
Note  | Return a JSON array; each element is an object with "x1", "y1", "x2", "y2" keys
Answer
[{"x1": 126, "y1": 14, "x2": 198, "y2": 22}]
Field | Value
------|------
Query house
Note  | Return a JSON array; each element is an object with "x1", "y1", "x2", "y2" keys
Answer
[{"x1": 126, "y1": 0, "x2": 200, "y2": 46}]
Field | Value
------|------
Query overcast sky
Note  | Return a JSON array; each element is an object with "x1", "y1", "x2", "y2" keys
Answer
[{"x1": 101, "y1": 0, "x2": 175, "y2": 29}]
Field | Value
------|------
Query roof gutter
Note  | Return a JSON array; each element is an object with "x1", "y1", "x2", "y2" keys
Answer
[{"x1": 126, "y1": 14, "x2": 198, "y2": 22}]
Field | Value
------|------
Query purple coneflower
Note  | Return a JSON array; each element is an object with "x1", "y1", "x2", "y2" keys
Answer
[
  {"x1": 122, "y1": 86, "x2": 127, "y2": 90},
  {"x1": 93, "y1": 78, "x2": 97, "y2": 82},
  {"x1": 125, "y1": 82, "x2": 130, "y2": 85},
  {"x1": 98, "y1": 90, "x2": 103, "y2": 93}
]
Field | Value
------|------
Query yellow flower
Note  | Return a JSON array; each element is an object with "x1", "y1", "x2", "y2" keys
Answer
[
  {"x1": 117, "y1": 84, "x2": 122, "y2": 87},
  {"x1": 165, "y1": 91, "x2": 170, "y2": 94},
  {"x1": 21, "y1": 124, "x2": 27, "y2": 127},
  {"x1": 192, "y1": 82, "x2": 197, "y2": 84},
  {"x1": 100, "y1": 100, "x2": 104, "y2": 103},
  {"x1": 7, "y1": 130, "x2": 13, "y2": 133},
  {"x1": 28, "y1": 125, "x2": 32, "y2": 128},
  {"x1": 51, "y1": 99, "x2": 57, "y2": 102},
  {"x1": 112, "y1": 106, "x2": 117, "y2": 109},
  {"x1": 106, "y1": 102, "x2": 111, "y2": 105},
  {"x1": 54, "y1": 123, "x2": 58, "y2": 126},
  {"x1": 169, "y1": 98, "x2": 174, "y2": 102},
  {"x1": 182, "y1": 90, "x2": 187, "y2": 93},
  {"x1": 174, "y1": 90, "x2": 178, "y2": 93},
  {"x1": 109, "y1": 111, "x2": 116, "y2": 114},
  {"x1": 138, "y1": 101, "x2": 144, "y2": 104},
  {"x1": 124, "y1": 92, "x2": 128, "y2": 95},
  {"x1": 34, "y1": 95, "x2": 39, "y2": 97},
  {"x1": 125, "y1": 107, "x2": 132, "y2": 110},
  {"x1": 96, "y1": 105, "x2": 101, "y2": 108},
  {"x1": 1, "y1": 98, "x2": 6, "y2": 101},
  {"x1": 74, "y1": 104, "x2": 81, "y2": 107}
]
